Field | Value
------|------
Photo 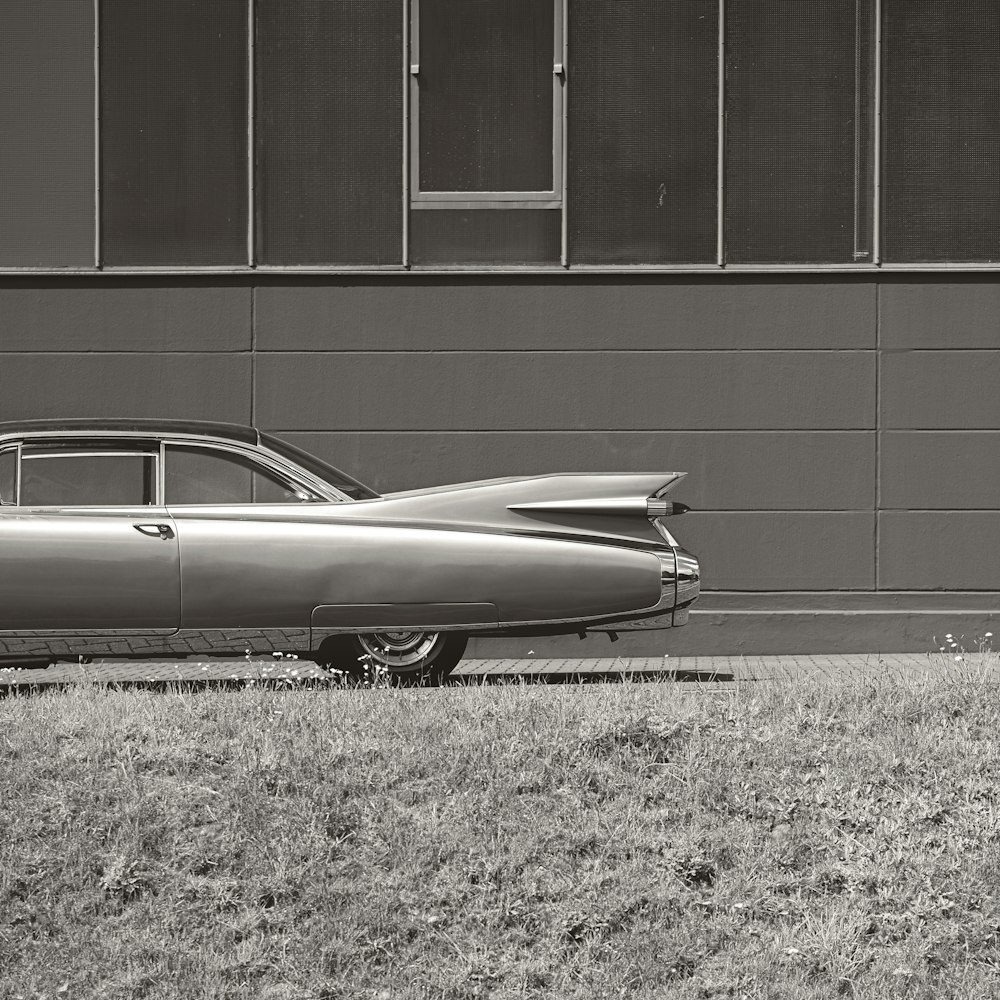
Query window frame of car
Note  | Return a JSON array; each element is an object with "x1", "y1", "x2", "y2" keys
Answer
[
  {"x1": 0, "y1": 442, "x2": 19, "y2": 506},
  {"x1": 160, "y1": 438, "x2": 340, "y2": 505},
  {"x1": 6, "y1": 438, "x2": 161, "y2": 509},
  {"x1": 0, "y1": 432, "x2": 350, "y2": 508}
]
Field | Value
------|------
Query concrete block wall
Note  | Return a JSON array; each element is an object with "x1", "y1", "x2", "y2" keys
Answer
[{"x1": 1, "y1": 274, "x2": 996, "y2": 655}]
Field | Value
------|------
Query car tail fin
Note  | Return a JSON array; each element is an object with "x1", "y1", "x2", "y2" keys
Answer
[{"x1": 507, "y1": 474, "x2": 690, "y2": 519}]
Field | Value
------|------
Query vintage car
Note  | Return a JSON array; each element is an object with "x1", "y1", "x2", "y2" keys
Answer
[{"x1": 0, "y1": 419, "x2": 700, "y2": 684}]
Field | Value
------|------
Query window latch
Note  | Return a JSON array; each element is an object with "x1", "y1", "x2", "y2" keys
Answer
[
  {"x1": 410, "y1": 63, "x2": 419, "y2": 76},
  {"x1": 553, "y1": 63, "x2": 565, "y2": 79}
]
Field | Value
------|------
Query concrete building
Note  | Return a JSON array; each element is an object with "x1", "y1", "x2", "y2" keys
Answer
[{"x1": 2, "y1": 1, "x2": 998, "y2": 655}]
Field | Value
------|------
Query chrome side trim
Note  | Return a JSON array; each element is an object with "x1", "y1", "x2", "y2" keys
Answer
[{"x1": 510, "y1": 497, "x2": 647, "y2": 516}]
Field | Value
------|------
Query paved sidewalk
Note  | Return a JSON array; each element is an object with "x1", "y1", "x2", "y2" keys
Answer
[{"x1": 0, "y1": 651, "x2": 990, "y2": 689}]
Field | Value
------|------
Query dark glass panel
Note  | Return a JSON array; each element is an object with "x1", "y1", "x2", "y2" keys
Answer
[
  {"x1": 20, "y1": 454, "x2": 155, "y2": 506},
  {"x1": 256, "y1": 0, "x2": 403, "y2": 265},
  {"x1": 260, "y1": 433, "x2": 380, "y2": 500},
  {"x1": 0, "y1": 0, "x2": 94, "y2": 266},
  {"x1": 882, "y1": 1, "x2": 1000, "y2": 262},
  {"x1": 725, "y1": 0, "x2": 874, "y2": 263},
  {"x1": 418, "y1": 0, "x2": 554, "y2": 192},
  {"x1": 165, "y1": 446, "x2": 321, "y2": 505},
  {"x1": 409, "y1": 210, "x2": 560, "y2": 265},
  {"x1": 568, "y1": 0, "x2": 718, "y2": 265},
  {"x1": 100, "y1": 0, "x2": 247, "y2": 265}
]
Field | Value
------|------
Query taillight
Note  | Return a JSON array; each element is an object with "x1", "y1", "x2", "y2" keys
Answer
[{"x1": 646, "y1": 499, "x2": 691, "y2": 518}]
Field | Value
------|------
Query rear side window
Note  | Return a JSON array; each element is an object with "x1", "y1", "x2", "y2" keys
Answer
[
  {"x1": 19, "y1": 447, "x2": 157, "y2": 506},
  {"x1": 164, "y1": 445, "x2": 321, "y2": 504},
  {"x1": 0, "y1": 449, "x2": 16, "y2": 505}
]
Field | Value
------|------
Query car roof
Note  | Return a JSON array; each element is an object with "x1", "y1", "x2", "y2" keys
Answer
[{"x1": 0, "y1": 418, "x2": 260, "y2": 445}]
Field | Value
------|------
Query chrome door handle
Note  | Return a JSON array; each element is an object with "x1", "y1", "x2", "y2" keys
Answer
[{"x1": 134, "y1": 523, "x2": 174, "y2": 539}]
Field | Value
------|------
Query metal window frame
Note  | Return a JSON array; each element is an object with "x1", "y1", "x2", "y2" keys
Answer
[
  {"x1": 0, "y1": 445, "x2": 19, "y2": 506},
  {"x1": 851, "y1": 0, "x2": 878, "y2": 263},
  {"x1": 408, "y1": 0, "x2": 564, "y2": 211},
  {"x1": 851, "y1": 0, "x2": 864, "y2": 260},
  {"x1": 247, "y1": 0, "x2": 255, "y2": 266},
  {"x1": 1, "y1": 432, "x2": 349, "y2": 508},
  {"x1": 717, "y1": 0, "x2": 725, "y2": 266},
  {"x1": 19, "y1": 445, "x2": 160, "y2": 508},
  {"x1": 872, "y1": 0, "x2": 882, "y2": 264},
  {"x1": 161, "y1": 439, "x2": 331, "y2": 505}
]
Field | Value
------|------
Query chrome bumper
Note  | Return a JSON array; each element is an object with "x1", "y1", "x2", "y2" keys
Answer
[{"x1": 674, "y1": 548, "x2": 700, "y2": 613}]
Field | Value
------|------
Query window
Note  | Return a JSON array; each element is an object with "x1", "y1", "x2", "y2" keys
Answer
[
  {"x1": 8, "y1": 0, "x2": 1000, "y2": 270},
  {"x1": 0, "y1": 449, "x2": 16, "y2": 505},
  {"x1": 568, "y1": 0, "x2": 718, "y2": 264},
  {"x1": 410, "y1": 0, "x2": 562, "y2": 207},
  {"x1": 408, "y1": 0, "x2": 563, "y2": 264},
  {"x1": 724, "y1": 0, "x2": 875, "y2": 263},
  {"x1": 882, "y1": 0, "x2": 1000, "y2": 262},
  {"x1": 259, "y1": 433, "x2": 380, "y2": 501},
  {"x1": 100, "y1": 0, "x2": 248, "y2": 265},
  {"x1": 19, "y1": 447, "x2": 157, "y2": 506},
  {"x1": 0, "y1": 0, "x2": 94, "y2": 266},
  {"x1": 255, "y1": 0, "x2": 403, "y2": 265},
  {"x1": 164, "y1": 446, "x2": 321, "y2": 505}
]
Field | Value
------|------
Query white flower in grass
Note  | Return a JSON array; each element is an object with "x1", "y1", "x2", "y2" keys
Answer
[{"x1": 955, "y1": 655, "x2": 963, "y2": 662}]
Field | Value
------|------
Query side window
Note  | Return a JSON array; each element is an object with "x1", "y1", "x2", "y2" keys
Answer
[
  {"x1": 164, "y1": 445, "x2": 321, "y2": 505},
  {"x1": 19, "y1": 447, "x2": 157, "y2": 506},
  {"x1": 0, "y1": 448, "x2": 16, "y2": 505}
]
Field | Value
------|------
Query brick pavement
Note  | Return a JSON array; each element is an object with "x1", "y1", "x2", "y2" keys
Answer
[{"x1": 0, "y1": 651, "x2": 990, "y2": 689}]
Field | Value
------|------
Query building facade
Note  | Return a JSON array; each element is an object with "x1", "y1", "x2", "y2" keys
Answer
[{"x1": 2, "y1": 1, "x2": 998, "y2": 655}]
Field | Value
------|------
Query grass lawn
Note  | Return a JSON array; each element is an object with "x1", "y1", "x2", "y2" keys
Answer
[{"x1": 2, "y1": 666, "x2": 999, "y2": 999}]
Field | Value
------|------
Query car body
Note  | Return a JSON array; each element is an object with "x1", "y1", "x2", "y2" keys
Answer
[{"x1": 0, "y1": 419, "x2": 700, "y2": 683}]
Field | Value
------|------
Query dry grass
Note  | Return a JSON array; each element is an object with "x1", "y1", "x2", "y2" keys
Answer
[{"x1": 2, "y1": 665, "x2": 1000, "y2": 999}]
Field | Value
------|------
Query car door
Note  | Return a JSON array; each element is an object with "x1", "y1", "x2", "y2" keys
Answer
[
  {"x1": 0, "y1": 439, "x2": 180, "y2": 633},
  {"x1": 162, "y1": 441, "x2": 332, "y2": 630}
]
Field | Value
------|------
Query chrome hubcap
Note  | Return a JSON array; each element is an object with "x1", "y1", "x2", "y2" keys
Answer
[{"x1": 357, "y1": 631, "x2": 442, "y2": 669}]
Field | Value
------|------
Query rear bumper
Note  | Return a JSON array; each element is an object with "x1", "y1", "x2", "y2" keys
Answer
[{"x1": 674, "y1": 548, "x2": 701, "y2": 615}]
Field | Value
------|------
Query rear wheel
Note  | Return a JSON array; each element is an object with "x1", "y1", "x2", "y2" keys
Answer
[{"x1": 317, "y1": 630, "x2": 467, "y2": 687}]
